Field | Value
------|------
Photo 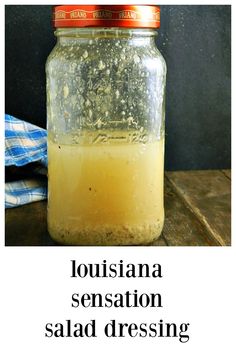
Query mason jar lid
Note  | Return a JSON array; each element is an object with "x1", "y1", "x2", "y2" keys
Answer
[{"x1": 53, "y1": 5, "x2": 160, "y2": 28}]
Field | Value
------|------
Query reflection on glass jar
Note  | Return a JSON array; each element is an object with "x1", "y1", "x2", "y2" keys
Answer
[{"x1": 46, "y1": 5, "x2": 166, "y2": 245}]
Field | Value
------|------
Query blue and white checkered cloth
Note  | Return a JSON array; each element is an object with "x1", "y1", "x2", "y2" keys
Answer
[{"x1": 5, "y1": 114, "x2": 48, "y2": 208}]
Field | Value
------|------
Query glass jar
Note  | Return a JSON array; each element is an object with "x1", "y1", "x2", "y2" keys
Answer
[{"x1": 46, "y1": 5, "x2": 166, "y2": 245}]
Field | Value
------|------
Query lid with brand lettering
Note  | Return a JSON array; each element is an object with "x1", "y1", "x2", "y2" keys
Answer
[{"x1": 53, "y1": 5, "x2": 160, "y2": 28}]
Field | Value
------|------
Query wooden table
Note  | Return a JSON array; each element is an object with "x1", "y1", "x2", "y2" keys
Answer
[{"x1": 5, "y1": 170, "x2": 231, "y2": 246}]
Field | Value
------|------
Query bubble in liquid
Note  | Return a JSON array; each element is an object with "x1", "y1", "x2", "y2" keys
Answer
[
  {"x1": 98, "y1": 60, "x2": 106, "y2": 70},
  {"x1": 63, "y1": 85, "x2": 69, "y2": 98},
  {"x1": 115, "y1": 90, "x2": 120, "y2": 99},
  {"x1": 83, "y1": 50, "x2": 88, "y2": 59}
]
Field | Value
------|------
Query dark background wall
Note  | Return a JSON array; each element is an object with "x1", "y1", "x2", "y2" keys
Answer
[{"x1": 5, "y1": 5, "x2": 231, "y2": 170}]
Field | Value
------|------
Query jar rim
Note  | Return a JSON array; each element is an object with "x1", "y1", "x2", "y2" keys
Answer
[
  {"x1": 53, "y1": 5, "x2": 160, "y2": 29},
  {"x1": 54, "y1": 27, "x2": 158, "y2": 39}
]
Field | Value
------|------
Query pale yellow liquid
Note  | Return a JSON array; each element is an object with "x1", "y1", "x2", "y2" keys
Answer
[{"x1": 47, "y1": 134, "x2": 164, "y2": 245}]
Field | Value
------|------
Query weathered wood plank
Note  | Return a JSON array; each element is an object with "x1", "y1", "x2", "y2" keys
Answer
[
  {"x1": 162, "y1": 178, "x2": 216, "y2": 246},
  {"x1": 166, "y1": 170, "x2": 231, "y2": 246},
  {"x1": 221, "y1": 169, "x2": 231, "y2": 180},
  {"x1": 5, "y1": 201, "x2": 55, "y2": 246}
]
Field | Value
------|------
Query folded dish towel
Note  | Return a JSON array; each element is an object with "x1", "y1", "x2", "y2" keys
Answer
[{"x1": 5, "y1": 114, "x2": 48, "y2": 208}]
